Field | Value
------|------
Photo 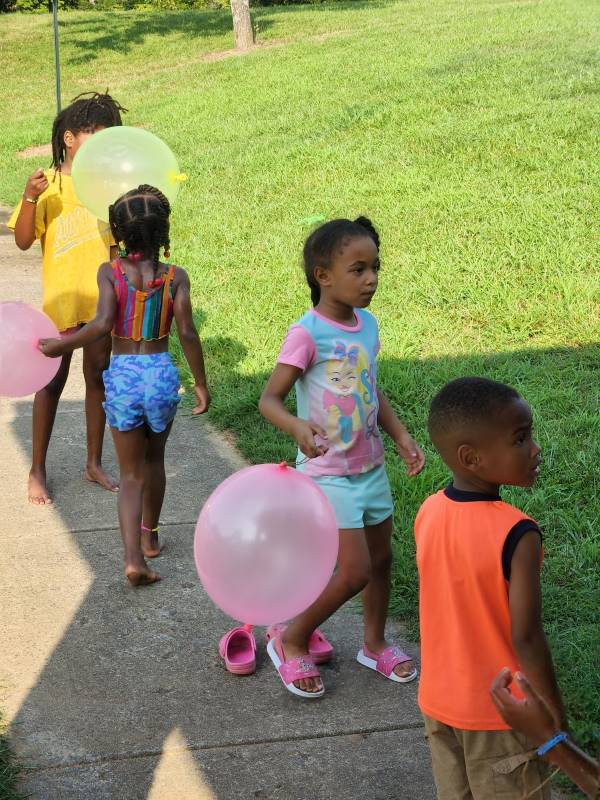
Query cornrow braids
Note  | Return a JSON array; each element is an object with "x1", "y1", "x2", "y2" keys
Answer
[
  {"x1": 109, "y1": 185, "x2": 171, "y2": 279},
  {"x1": 302, "y1": 216, "x2": 381, "y2": 306},
  {"x1": 50, "y1": 90, "x2": 127, "y2": 171}
]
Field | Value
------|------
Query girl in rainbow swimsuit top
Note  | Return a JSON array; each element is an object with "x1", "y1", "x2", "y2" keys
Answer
[{"x1": 40, "y1": 185, "x2": 210, "y2": 586}]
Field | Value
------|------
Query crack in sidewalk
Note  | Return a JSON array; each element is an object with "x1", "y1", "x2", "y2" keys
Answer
[
  {"x1": 23, "y1": 721, "x2": 426, "y2": 774},
  {"x1": 63, "y1": 521, "x2": 198, "y2": 534}
]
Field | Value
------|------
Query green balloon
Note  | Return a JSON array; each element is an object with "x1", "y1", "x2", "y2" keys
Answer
[{"x1": 71, "y1": 126, "x2": 186, "y2": 222}]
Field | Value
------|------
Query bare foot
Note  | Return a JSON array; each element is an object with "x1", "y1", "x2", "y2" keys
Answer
[
  {"x1": 141, "y1": 527, "x2": 164, "y2": 559},
  {"x1": 28, "y1": 469, "x2": 53, "y2": 505},
  {"x1": 366, "y1": 639, "x2": 416, "y2": 680},
  {"x1": 125, "y1": 562, "x2": 161, "y2": 586},
  {"x1": 84, "y1": 463, "x2": 119, "y2": 493},
  {"x1": 280, "y1": 634, "x2": 323, "y2": 693},
  {"x1": 393, "y1": 659, "x2": 416, "y2": 680}
]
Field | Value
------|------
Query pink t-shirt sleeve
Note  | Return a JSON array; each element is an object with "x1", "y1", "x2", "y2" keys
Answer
[{"x1": 277, "y1": 325, "x2": 316, "y2": 372}]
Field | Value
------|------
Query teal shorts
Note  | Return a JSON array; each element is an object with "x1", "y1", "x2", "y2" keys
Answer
[{"x1": 311, "y1": 464, "x2": 394, "y2": 530}]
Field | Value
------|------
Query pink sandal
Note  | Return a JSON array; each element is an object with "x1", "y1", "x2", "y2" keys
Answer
[
  {"x1": 357, "y1": 644, "x2": 417, "y2": 683},
  {"x1": 267, "y1": 636, "x2": 324, "y2": 699},
  {"x1": 265, "y1": 624, "x2": 334, "y2": 665},
  {"x1": 219, "y1": 625, "x2": 256, "y2": 676}
]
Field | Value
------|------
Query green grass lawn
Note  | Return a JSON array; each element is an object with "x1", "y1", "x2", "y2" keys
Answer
[
  {"x1": 1, "y1": 0, "x2": 599, "y2": 783},
  {"x1": 0, "y1": 713, "x2": 21, "y2": 800}
]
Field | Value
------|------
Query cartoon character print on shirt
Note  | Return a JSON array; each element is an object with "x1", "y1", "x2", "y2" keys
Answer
[
  {"x1": 323, "y1": 340, "x2": 380, "y2": 470},
  {"x1": 360, "y1": 361, "x2": 379, "y2": 443}
]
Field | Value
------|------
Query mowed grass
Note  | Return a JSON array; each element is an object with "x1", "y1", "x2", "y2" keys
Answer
[{"x1": 1, "y1": 0, "x2": 599, "y2": 770}]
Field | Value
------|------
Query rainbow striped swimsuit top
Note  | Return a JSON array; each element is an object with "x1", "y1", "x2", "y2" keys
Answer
[{"x1": 112, "y1": 258, "x2": 175, "y2": 341}]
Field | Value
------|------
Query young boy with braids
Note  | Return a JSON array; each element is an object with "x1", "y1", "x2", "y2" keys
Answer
[
  {"x1": 40, "y1": 185, "x2": 210, "y2": 586},
  {"x1": 9, "y1": 91, "x2": 126, "y2": 504}
]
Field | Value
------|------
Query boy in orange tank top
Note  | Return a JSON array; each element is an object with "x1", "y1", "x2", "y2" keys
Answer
[{"x1": 415, "y1": 377, "x2": 566, "y2": 799}]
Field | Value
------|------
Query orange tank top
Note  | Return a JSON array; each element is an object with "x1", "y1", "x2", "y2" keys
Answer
[{"x1": 414, "y1": 485, "x2": 541, "y2": 730}]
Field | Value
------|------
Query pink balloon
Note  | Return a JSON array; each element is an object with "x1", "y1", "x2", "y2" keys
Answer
[
  {"x1": 0, "y1": 302, "x2": 60, "y2": 397},
  {"x1": 194, "y1": 464, "x2": 339, "y2": 626}
]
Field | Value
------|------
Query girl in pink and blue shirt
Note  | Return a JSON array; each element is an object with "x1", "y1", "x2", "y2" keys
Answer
[{"x1": 259, "y1": 216, "x2": 425, "y2": 699}]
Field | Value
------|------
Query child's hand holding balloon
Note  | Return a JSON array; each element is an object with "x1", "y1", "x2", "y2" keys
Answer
[
  {"x1": 0, "y1": 303, "x2": 60, "y2": 397},
  {"x1": 38, "y1": 338, "x2": 65, "y2": 358},
  {"x1": 292, "y1": 419, "x2": 328, "y2": 458}
]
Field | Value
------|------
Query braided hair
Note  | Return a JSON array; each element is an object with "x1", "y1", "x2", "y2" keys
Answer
[
  {"x1": 303, "y1": 216, "x2": 381, "y2": 306},
  {"x1": 109, "y1": 185, "x2": 171, "y2": 281},
  {"x1": 51, "y1": 90, "x2": 127, "y2": 171}
]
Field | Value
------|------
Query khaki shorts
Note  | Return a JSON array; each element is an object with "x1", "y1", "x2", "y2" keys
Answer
[{"x1": 424, "y1": 715, "x2": 551, "y2": 800}]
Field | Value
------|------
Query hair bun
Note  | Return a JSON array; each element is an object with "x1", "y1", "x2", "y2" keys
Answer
[{"x1": 353, "y1": 216, "x2": 380, "y2": 248}]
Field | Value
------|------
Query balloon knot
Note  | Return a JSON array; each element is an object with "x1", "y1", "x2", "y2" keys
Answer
[{"x1": 278, "y1": 461, "x2": 288, "y2": 470}]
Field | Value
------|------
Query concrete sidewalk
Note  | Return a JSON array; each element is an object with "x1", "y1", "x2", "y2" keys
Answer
[{"x1": 0, "y1": 206, "x2": 434, "y2": 799}]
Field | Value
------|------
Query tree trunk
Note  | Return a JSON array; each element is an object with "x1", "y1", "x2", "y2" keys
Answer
[{"x1": 230, "y1": 0, "x2": 254, "y2": 51}]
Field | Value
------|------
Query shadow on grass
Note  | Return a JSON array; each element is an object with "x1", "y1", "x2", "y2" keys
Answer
[
  {"x1": 59, "y1": 0, "x2": 398, "y2": 65},
  {"x1": 254, "y1": 0, "x2": 399, "y2": 13},
  {"x1": 60, "y1": 10, "x2": 253, "y2": 65},
  {"x1": 200, "y1": 338, "x2": 600, "y2": 752}
]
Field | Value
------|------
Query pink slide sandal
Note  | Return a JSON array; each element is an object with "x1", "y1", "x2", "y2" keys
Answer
[
  {"x1": 357, "y1": 644, "x2": 418, "y2": 683},
  {"x1": 267, "y1": 636, "x2": 324, "y2": 699},
  {"x1": 265, "y1": 624, "x2": 334, "y2": 665},
  {"x1": 218, "y1": 625, "x2": 257, "y2": 676}
]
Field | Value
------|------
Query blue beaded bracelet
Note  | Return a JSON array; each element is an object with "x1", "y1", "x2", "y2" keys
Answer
[{"x1": 536, "y1": 731, "x2": 568, "y2": 757}]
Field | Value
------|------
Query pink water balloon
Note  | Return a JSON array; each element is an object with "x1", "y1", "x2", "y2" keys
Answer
[
  {"x1": 194, "y1": 463, "x2": 339, "y2": 626},
  {"x1": 0, "y1": 302, "x2": 60, "y2": 397}
]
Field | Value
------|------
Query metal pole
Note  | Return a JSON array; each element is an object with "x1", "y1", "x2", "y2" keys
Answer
[{"x1": 52, "y1": 0, "x2": 61, "y2": 114}]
